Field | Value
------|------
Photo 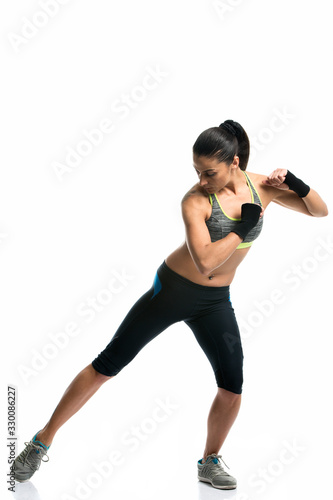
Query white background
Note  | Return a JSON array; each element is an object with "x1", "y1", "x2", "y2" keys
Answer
[{"x1": 1, "y1": 1, "x2": 332, "y2": 499}]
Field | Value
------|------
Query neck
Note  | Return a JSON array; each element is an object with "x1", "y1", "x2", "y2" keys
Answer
[{"x1": 221, "y1": 168, "x2": 246, "y2": 195}]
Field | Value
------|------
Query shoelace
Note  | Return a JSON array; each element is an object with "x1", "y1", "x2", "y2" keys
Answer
[
  {"x1": 201, "y1": 454, "x2": 230, "y2": 479},
  {"x1": 16, "y1": 441, "x2": 49, "y2": 472}
]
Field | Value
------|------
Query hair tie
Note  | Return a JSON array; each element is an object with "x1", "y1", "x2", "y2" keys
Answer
[{"x1": 219, "y1": 122, "x2": 236, "y2": 136}]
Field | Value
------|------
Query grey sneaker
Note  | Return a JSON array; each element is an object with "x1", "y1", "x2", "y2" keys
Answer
[
  {"x1": 14, "y1": 432, "x2": 50, "y2": 482},
  {"x1": 197, "y1": 453, "x2": 237, "y2": 489}
]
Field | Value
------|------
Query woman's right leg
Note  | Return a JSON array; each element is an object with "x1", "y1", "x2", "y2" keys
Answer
[
  {"x1": 14, "y1": 262, "x2": 197, "y2": 481},
  {"x1": 36, "y1": 363, "x2": 112, "y2": 447},
  {"x1": 14, "y1": 364, "x2": 113, "y2": 482},
  {"x1": 26, "y1": 263, "x2": 191, "y2": 444}
]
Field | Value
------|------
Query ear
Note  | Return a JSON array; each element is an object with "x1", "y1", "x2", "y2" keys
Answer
[{"x1": 231, "y1": 155, "x2": 239, "y2": 170}]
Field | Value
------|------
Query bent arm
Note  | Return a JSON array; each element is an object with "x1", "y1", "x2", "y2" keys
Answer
[
  {"x1": 299, "y1": 188, "x2": 328, "y2": 217},
  {"x1": 272, "y1": 188, "x2": 328, "y2": 217},
  {"x1": 181, "y1": 196, "x2": 242, "y2": 275},
  {"x1": 263, "y1": 168, "x2": 328, "y2": 217}
]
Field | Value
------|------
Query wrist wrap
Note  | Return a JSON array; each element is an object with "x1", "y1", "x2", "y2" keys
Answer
[
  {"x1": 231, "y1": 203, "x2": 262, "y2": 241},
  {"x1": 285, "y1": 170, "x2": 310, "y2": 198}
]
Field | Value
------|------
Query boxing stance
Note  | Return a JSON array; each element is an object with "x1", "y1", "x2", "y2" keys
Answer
[{"x1": 14, "y1": 120, "x2": 328, "y2": 490}]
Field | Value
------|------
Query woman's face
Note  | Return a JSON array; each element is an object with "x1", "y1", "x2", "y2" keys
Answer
[{"x1": 193, "y1": 154, "x2": 239, "y2": 193}]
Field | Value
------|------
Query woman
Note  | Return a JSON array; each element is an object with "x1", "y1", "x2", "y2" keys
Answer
[{"x1": 14, "y1": 120, "x2": 328, "y2": 490}]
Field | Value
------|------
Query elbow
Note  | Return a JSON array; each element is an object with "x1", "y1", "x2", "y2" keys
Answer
[
  {"x1": 200, "y1": 267, "x2": 212, "y2": 277},
  {"x1": 313, "y1": 196, "x2": 329, "y2": 217},
  {"x1": 197, "y1": 259, "x2": 213, "y2": 276},
  {"x1": 312, "y1": 205, "x2": 329, "y2": 217},
  {"x1": 322, "y1": 205, "x2": 329, "y2": 217}
]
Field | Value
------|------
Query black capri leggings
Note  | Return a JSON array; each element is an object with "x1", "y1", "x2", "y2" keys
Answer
[{"x1": 92, "y1": 261, "x2": 244, "y2": 394}]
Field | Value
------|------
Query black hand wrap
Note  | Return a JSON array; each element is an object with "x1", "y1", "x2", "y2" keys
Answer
[
  {"x1": 285, "y1": 170, "x2": 310, "y2": 198},
  {"x1": 231, "y1": 203, "x2": 262, "y2": 241}
]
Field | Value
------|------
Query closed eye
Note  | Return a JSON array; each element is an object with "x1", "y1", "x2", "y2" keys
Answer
[{"x1": 194, "y1": 169, "x2": 216, "y2": 177}]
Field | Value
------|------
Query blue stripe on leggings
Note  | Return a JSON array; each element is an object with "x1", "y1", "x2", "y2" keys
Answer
[{"x1": 151, "y1": 272, "x2": 162, "y2": 299}]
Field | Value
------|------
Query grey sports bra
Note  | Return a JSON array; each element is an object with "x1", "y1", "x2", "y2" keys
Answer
[{"x1": 205, "y1": 171, "x2": 264, "y2": 249}]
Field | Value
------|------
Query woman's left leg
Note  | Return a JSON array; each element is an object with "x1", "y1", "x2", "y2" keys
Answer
[
  {"x1": 202, "y1": 387, "x2": 241, "y2": 461},
  {"x1": 185, "y1": 297, "x2": 244, "y2": 462}
]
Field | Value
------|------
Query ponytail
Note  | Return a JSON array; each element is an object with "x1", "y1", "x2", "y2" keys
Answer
[{"x1": 192, "y1": 119, "x2": 250, "y2": 171}]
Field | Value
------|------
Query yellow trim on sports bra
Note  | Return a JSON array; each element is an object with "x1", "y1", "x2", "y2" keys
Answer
[
  {"x1": 207, "y1": 172, "x2": 262, "y2": 250},
  {"x1": 213, "y1": 170, "x2": 255, "y2": 221},
  {"x1": 214, "y1": 193, "x2": 241, "y2": 221},
  {"x1": 236, "y1": 241, "x2": 253, "y2": 249},
  {"x1": 244, "y1": 171, "x2": 263, "y2": 207}
]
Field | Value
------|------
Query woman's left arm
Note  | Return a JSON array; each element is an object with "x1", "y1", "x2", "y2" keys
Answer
[{"x1": 263, "y1": 168, "x2": 329, "y2": 217}]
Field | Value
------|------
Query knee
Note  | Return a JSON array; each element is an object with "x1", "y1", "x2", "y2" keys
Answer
[
  {"x1": 89, "y1": 363, "x2": 114, "y2": 383},
  {"x1": 214, "y1": 367, "x2": 243, "y2": 397},
  {"x1": 217, "y1": 387, "x2": 242, "y2": 405}
]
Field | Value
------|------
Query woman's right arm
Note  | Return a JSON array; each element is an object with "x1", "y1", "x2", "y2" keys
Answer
[{"x1": 181, "y1": 194, "x2": 242, "y2": 276}]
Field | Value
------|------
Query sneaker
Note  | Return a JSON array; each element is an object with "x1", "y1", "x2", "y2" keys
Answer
[
  {"x1": 14, "y1": 432, "x2": 50, "y2": 482},
  {"x1": 197, "y1": 453, "x2": 237, "y2": 489}
]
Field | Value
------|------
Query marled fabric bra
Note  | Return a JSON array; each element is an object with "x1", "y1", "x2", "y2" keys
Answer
[{"x1": 205, "y1": 171, "x2": 263, "y2": 249}]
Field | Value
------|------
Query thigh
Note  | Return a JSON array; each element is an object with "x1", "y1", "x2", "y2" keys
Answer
[
  {"x1": 92, "y1": 266, "x2": 198, "y2": 376},
  {"x1": 185, "y1": 301, "x2": 244, "y2": 394}
]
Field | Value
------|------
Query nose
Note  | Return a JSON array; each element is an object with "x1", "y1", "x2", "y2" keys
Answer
[{"x1": 199, "y1": 176, "x2": 208, "y2": 186}]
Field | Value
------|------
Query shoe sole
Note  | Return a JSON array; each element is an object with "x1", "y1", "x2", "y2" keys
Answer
[{"x1": 198, "y1": 476, "x2": 236, "y2": 490}]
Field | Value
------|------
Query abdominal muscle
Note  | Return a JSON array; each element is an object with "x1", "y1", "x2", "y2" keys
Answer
[{"x1": 165, "y1": 241, "x2": 251, "y2": 287}]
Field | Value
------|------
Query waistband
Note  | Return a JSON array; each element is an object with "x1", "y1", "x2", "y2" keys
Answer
[{"x1": 159, "y1": 261, "x2": 230, "y2": 294}]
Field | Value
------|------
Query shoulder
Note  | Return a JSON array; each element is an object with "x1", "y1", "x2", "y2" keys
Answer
[
  {"x1": 244, "y1": 170, "x2": 278, "y2": 207},
  {"x1": 245, "y1": 171, "x2": 269, "y2": 186},
  {"x1": 181, "y1": 183, "x2": 212, "y2": 219},
  {"x1": 181, "y1": 183, "x2": 210, "y2": 206}
]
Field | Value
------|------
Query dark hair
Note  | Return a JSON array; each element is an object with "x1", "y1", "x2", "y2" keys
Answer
[{"x1": 192, "y1": 119, "x2": 250, "y2": 171}]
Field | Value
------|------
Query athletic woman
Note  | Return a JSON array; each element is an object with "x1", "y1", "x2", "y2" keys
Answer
[{"x1": 14, "y1": 120, "x2": 328, "y2": 490}]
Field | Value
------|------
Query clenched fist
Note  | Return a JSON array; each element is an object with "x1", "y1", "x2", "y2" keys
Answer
[{"x1": 262, "y1": 168, "x2": 289, "y2": 190}]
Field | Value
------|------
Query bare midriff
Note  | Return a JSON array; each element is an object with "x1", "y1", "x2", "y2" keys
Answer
[{"x1": 165, "y1": 241, "x2": 251, "y2": 287}]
